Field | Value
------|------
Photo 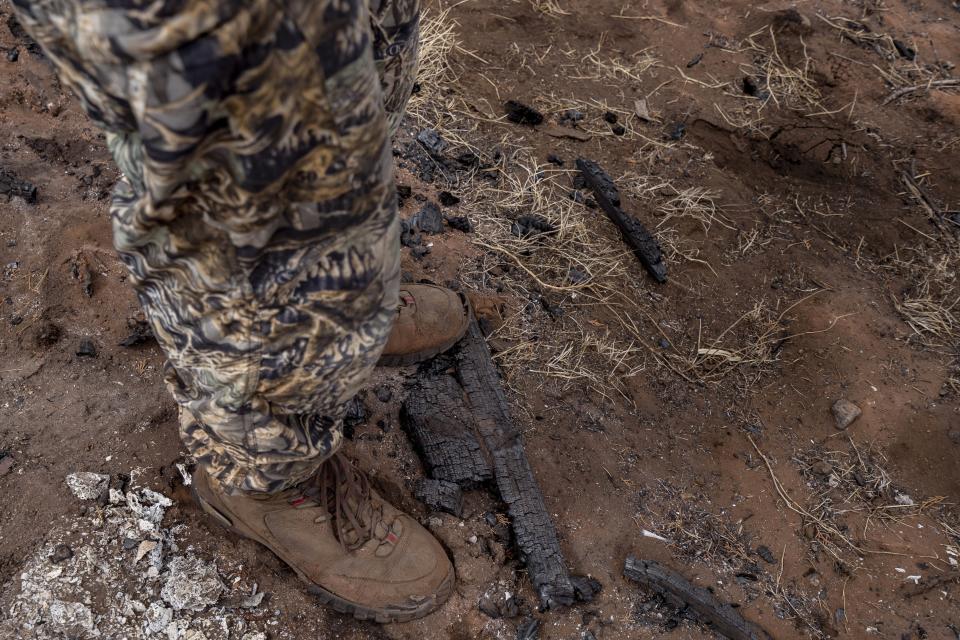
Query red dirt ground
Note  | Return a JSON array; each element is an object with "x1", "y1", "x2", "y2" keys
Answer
[{"x1": 1, "y1": 1, "x2": 959, "y2": 639}]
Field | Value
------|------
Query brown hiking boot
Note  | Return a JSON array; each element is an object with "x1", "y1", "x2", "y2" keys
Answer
[
  {"x1": 378, "y1": 284, "x2": 471, "y2": 366},
  {"x1": 192, "y1": 454, "x2": 454, "y2": 623}
]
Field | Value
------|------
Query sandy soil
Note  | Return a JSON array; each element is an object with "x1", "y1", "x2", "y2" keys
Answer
[{"x1": 1, "y1": 1, "x2": 959, "y2": 639}]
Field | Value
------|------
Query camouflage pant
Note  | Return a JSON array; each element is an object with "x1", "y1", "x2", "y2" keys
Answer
[{"x1": 14, "y1": 0, "x2": 419, "y2": 493}]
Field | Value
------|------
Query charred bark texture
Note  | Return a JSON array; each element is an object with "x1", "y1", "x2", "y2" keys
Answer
[
  {"x1": 413, "y1": 479, "x2": 464, "y2": 517},
  {"x1": 401, "y1": 318, "x2": 600, "y2": 609},
  {"x1": 401, "y1": 373, "x2": 492, "y2": 487},
  {"x1": 624, "y1": 557, "x2": 774, "y2": 640},
  {"x1": 575, "y1": 158, "x2": 666, "y2": 283}
]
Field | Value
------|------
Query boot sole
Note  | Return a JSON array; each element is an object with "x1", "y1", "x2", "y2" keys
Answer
[
  {"x1": 376, "y1": 293, "x2": 471, "y2": 367},
  {"x1": 191, "y1": 485, "x2": 455, "y2": 623}
]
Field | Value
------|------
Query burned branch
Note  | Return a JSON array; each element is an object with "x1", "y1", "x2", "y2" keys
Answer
[{"x1": 575, "y1": 158, "x2": 667, "y2": 283}]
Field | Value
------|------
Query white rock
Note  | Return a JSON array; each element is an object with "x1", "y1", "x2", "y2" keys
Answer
[
  {"x1": 895, "y1": 493, "x2": 915, "y2": 506},
  {"x1": 165, "y1": 618, "x2": 190, "y2": 640},
  {"x1": 161, "y1": 556, "x2": 225, "y2": 611},
  {"x1": 140, "y1": 488, "x2": 174, "y2": 508},
  {"x1": 241, "y1": 592, "x2": 265, "y2": 608},
  {"x1": 135, "y1": 540, "x2": 158, "y2": 563},
  {"x1": 241, "y1": 633, "x2": 267, "y2": 640},
  {"x1": 144, "y1": 601, "x2": 173, "y2": 634},
  {"x1": 66, "y1": 472, "x2": 110, "y2": 500},
  {"x1": 48, "y1": 600, "x2": 96, "y2": 633}
]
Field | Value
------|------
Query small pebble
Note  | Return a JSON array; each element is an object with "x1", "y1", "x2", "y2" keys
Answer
[
  {"x1": 76, "y1": 339, "x2": 97, "y2": 357},
  {"x1": 756, "y1": 545, "x2": 776, "y2": 564},
  {"x1": 831, "y1": 398, "x2": 862, "y2": 430}
]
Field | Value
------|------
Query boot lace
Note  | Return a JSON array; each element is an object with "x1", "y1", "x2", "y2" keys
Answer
[{"x1": 301, "y1": 454, "x2": 390, "y2": 552}]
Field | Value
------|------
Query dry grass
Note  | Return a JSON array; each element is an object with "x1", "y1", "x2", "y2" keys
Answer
[
  {"x1": 668, "y1": 291, "x2": 852, "y2": 384},
  {"x1": 406, "y1": 10, "x2": 668, "y2": 395},
  {"x1": 794, "y1": 437, "x2": 947, "y2": 560},
  {"x1": 885, "y1": 246, "x2": 960, "y2": 351},
  {"x1": 637, "y1": 479, "x2": 827, "y2": 638},
  {"x1": 895, "y1": 286, "x2": 959, "y2": 348},
  {"x1": 678, "y1": 299, "x2": 789, "y2": 383},
  {"x1": 657, "y1": 186, "x2": 732, "y2": 234},
  {"x1": 816, "y1": 14, "x2": 899, "y2": 61},
  {"x1": 641, "y1": 480, "x2": 753, "y2": 570},
  {"x1": 404, "y1": 9, "x2": 846, "y2": 394},
  {"x1": 817, "y1": 13, "x2": 957, "y2": 104},
  {"x1": 453, "y1": 153, "x2": 656, "y2": 396},
  {"x1": 620, "y1": 174, "x2": 732, "y2": 235},
  {"x1": 655, "y1": 225, "x2": 718, "y2": 276},
  {"x1": 408, "y1": 8, "x2": 459, "y2": 118},
  {"x1": 529, "y1": 0, "x2": 569, "y2": 18},
  {"x1": 406, "y1": 9, "x2": 488, "y2": 153},
  {"x1": 742, "y1": 27, "x2": 824, "y2": 113},
  {"x1": 565, "y1": 42, "x2": 660, "y2": 84}
]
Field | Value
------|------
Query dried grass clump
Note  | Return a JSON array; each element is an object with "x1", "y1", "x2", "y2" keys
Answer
[
  {"x1": 530, "y1": 325, "x2": 647, "y2": 399},
  {"x1": 669, "y1": 291, "x2": 849, "y2": 384},
  {"x1": 637, "y1": 479, "x2": 826, "y2": 637},
  {"x1": 895, "y1": 288, "x2": 959, "y2": 348},
  {"x1": 657, "y1": 186, "x2": 732, "y2": 234},
  {"x1": 795, "y1": 438, "x2": 944, "y2": 527},
  {"x1": 678, "y1": 298, "x2": 788, "y2": 382},
  {"x1": 406, "y1": 9, "x2": 485, "y2": 152},
  {"x1": 817, "y1": 13, "x2": 958, "y2": 104},
  {"x1": 529, "y1": 0, "x2": 569, "y2": 18},
  {"x1": 408, "y1": 8, "x2": 459, "y2": 116},
  {"x1": 742, "y1": 27, "x2": 823, "y2": 113},
  {"x1": 640, "y1": 481, "x2": 752, "y2": 570},
  {"x1": 888, "y1": 250, "x2": 960, "y2": 349},
  {"x1": 816, "y1": 14, "x2": 899, "y2": 60},
  {"x1": 461, "y1": 157, "x2": 630, "y2": 296},
  {"x1": 455, "y1": 153, "x2": 656, "y2": 393},
  {"x1": 788, "y1": 437, "x2": 947, "y2": 573},
  {"x1": 567, "y1": 43, "x2": 660, "y2": 84}
]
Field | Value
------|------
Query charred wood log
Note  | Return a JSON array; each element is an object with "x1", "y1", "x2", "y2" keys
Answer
[
  {"x1": 575, "y1": 158, "x2": 666, "y2": 283},
  {"x1": 624, "y1": 557, "x2": 773, "y2": 640},
  {"x1": 401, "y1": 317, "x2": 600, "y2": 609},
  {"x1": 401, "y1": 373, "x2": 492, "y2": 487}
]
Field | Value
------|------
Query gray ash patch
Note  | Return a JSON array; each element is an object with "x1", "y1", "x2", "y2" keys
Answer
[{"x1": 0, "y1": 477, "x2": 267, "y2": 639}]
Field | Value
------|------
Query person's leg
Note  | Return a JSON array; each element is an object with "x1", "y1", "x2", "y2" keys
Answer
[
  {"x1": 14, "y1": 0, "x2": 401, "y2": 493},
  {"x1": 370, "y1": 0, "x2": 421, "y2": 137},
  {"x1": 12, "y1": 0, "x2": 454, "y2": 620}
]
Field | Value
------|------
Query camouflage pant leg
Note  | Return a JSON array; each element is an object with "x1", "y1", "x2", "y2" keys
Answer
[
  {"x1": 370, "y1": 0, "x2": 420, "y2": 136},
  {"x1": 13, "y1": 0, "x2": 419, "y2": 494}
]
